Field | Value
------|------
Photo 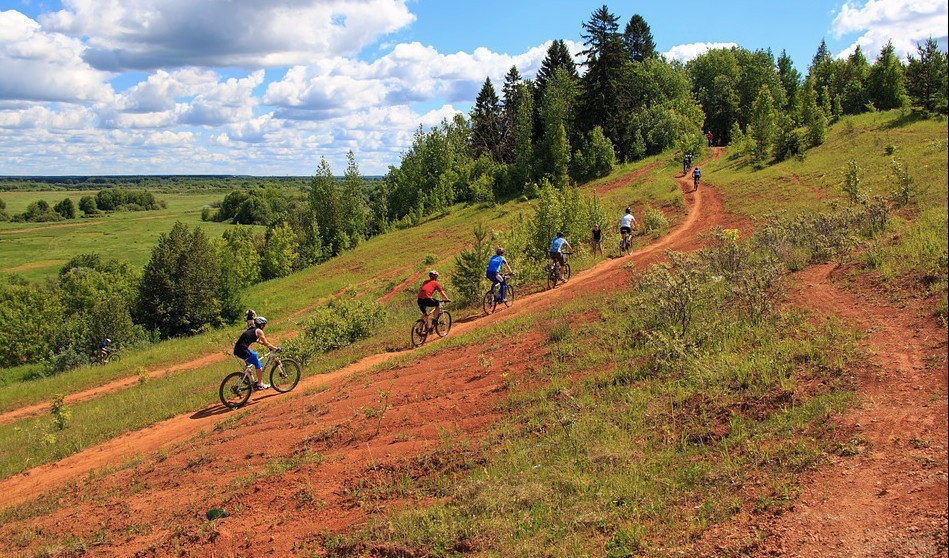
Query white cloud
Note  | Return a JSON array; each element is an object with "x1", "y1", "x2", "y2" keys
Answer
[
  {"x1": 832, "y1": 0, "x2": 949, "y2": 59},
  {"x1": 0, "y1": 10, "x2": 113, "y2": 103},
  {"x1": 41, "y1": 0, "x2": 416, "y2": 70},
  {"x1": 663, "y1": 42, "x2": 740, "y2": 63}
]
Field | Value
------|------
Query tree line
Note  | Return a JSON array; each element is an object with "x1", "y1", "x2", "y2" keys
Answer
[{"x1": 0, "y1": 189, "x2": 167, "y2": 223}]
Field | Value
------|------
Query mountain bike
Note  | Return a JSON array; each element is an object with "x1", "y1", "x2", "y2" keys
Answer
[
  {"x1": 547, "y1": 252, "x2": 572, "y2": 289},
  {"x1": 411, "y1": 300, "x2": 452, "y2": 347},
  {"x1": 219, "y1": 349, "x2": 301, "y2": 409},
  {"x1": 693, "y1": 174, "x2": 700, "y2": 190},
  {"x1": 482, "y1": 274, "x2": 515, "y2": 315},
  {"x1": 619, "y1": 229, "x2": 634, "y2": 256},
  {"x1": 97, "y1": 349, "x2": 120, "y2": 365}
]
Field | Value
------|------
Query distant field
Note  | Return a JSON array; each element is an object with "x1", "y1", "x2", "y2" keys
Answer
[{"x1": 0, "y1": 191, "x2": 246, "y2": 281}]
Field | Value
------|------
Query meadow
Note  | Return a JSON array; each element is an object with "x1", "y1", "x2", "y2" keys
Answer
[{"x1": 0, "y1": 190, "x2": 238, "y2": 282}]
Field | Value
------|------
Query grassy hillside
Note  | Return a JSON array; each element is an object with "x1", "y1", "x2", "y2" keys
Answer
[{"x1": 0, "y1": 155, "x2": 677, "y2": 479}]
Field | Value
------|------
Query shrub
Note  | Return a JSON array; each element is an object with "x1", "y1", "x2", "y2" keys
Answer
[
  {"x1": 640, "y1": 206, "x2": 669, "y2": 236},
  {"x1": 451, "y1": 224, "x2": 492, "y2": 306},
  {"x1": 287, "y1": 297, "x2": 387, "y2": 364}
]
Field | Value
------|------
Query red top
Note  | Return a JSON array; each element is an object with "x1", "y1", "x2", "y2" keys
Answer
[{"x1": 418, "y1": 279, "x2": 443, "y2": 299}]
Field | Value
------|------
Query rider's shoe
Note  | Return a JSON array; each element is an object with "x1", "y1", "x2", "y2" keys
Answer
[{"x1": 255, "y1": 382, "x2": 270, "y2": 390}]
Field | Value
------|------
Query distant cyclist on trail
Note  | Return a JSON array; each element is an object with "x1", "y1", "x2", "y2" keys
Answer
[
  {"x1": 98, "y1": 338, "x2": 112, "y2": 361},
  {"x1": 417, "y1": 270, "x2": 449, "y2": 331},
  {"x1": 486, "y1": 248, "x2": 514, "y2": 302},
  {"x1": 549, "y1": 232, "x2": 572, "y2": 281},
  {"x1": 692, "y1": 166, "x2": 701, "y2": 191},
  {"x1": 619, "y1": 208, "x2": 637, "y2": 256},
  {"x1": 233, "y1": 317, "x2": 280, "y2": 390}
]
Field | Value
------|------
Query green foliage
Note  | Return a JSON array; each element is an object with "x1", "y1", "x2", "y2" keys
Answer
[
  {"x1": 640, "y1": 206, "x2": 669, "y2": 235},
  {"x1": 571, "y1": 126, "x2": 616, "y2": 183},
  {"x1": 451, "y1": 224, "x2": 492, "y2": 305},
  {"x1": 868, "y1": 41, "x2": 908, "y2": 110},
  {"x1": 888, "y1": 158, "x2": 917, "y2": 207},
  {"x1": 53, "y1": 197, "x2": 76, "y2": 219},
  {"x1": 286, "y1": 297, "x2": 386, "y2": 364},
  {"x1": 470, "y1": 77, "x2": 505, "y2": 162},
  {"x1": 78, "y1": 195, "x2": 98, "y2": 215},
  {"x1": 262, "y1": 221, "x2": 300, "y2": 280},
  {"x1": 50, "y1": 395, "x2": 70, "y2": 431},
  {"x1": 136, "y1": 222, "x2": 224, "y2": 337},
  {"x1": 841, "y1": 159, "x2": 866, "y2": 206},
  {"x1": 13, "y1": 199, "x2": 63, "y2": 223},
  {"x1": 0, "y1": 197, "x2": 7, "y2": 221},
  {"x1": 750, "y1": 86, "x2": 777, "y2": 162},
  {"x1": 0, "y1": 281, "x2": 64, "y2": 364},
  {"x1": 95, "y1": 189, "x2": 163, "y2": 211},
  {"x1": 905, "y1": 38, "x2": 949, "y2": 114}
]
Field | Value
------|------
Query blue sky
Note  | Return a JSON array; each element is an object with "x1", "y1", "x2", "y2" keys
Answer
[{"x1": 1, "y1": 0, "x2": 946, "y2": 176}]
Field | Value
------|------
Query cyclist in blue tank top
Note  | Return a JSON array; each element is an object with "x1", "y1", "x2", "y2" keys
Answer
[
  {"x1": 548, "y1": 231, "x2": 572, "y2": 281},
  {"x1": 486, "y1": 248, "x2": 515, "y2": 301}
]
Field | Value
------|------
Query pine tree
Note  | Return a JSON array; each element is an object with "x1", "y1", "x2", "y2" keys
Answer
[
  {"x1": 623, "y1": 14, "x2": 656, "y2": 63},
  {"x1": 868, "y1": 41, "x2": 907, "y2": 110},
  {"x1": 450, "y1": 223, "x2": 492, "y2": 305},
  {"x1": 749, "y1": 86, "x2": 776, "y2": 162},
  {"x1": 535, "y1": 40, "x2": 579, "y2": 99},
  {"x1": 499, "y1": 66, "x2": 522, "y2": 163},
  {"x1": 578, "y1": 5, "x2": 631, "y2": 146},
  {"x1": 777, "y1": 50, "x2": 801, "y2": 113},
  {"x1": 906, "y1": 38, "x2": 949, "y2": 114},
  {"x1": 470, "y1": 77, "x2": 505, "y2": 161},
  {"x1": 841, "y1": 45, "x2": 870, "y2": 114},
  {"x1": 801, "y1": 78, "x2": 827, "y2": 147},
  {"x1": 340, "y1": 150, "x2": 368, "y2": 248}
]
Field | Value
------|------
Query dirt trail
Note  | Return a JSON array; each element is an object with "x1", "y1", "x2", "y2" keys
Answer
[
  {"x1": 0, "y1": 151, "x2": 726, "y2": 509},
  {"x1": 0, "y1": 221, "x2": 104, "y2": 235},
  {"x1": 757, "y1": 264, "x2": 949, "y2": 556}
]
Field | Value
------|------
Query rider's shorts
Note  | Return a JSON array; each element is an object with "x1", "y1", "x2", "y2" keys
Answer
[
  {"x1": 417, "y1": 297, "x2": 439, "y2": 313},
  {"x1": 549, "y1": 251, "x2": 565, "y2": 265},
  {"x1": 245, "y1": 349, "x2": 261, "y2": 370},
  {"x1": 620, "y1": 226, "x2": 632, "y2": 235}
]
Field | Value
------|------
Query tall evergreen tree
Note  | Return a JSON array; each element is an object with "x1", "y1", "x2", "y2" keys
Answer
[
  {"x1": 578, "y1": 5, "x2": 631, "y2": 146},
  {"x1": 868, "y1": 41, "x2": 907, "y2": 110},
  {"x1": 749, "y1": 86, "x2": 777, "y2": 162},
  {"x1": 340, "y1": 150, "x2": 368, "y2": 248},
  {"x1": 470, "y1": 77, "x2": 505, "y2": 161},
  {"x1": 308, "y1": 158, "x2": 342, "y2": 256},
  {"x1": 905, "y1": 38, "x2": 949, "y2": 114},
  {"x1": 535, "y1": 40, "x2": 579, "y2": 98},
  {"x1": 622, "y1": 14, "x2": 656, "y2": 63},
  {"x1": 840, "y1": 45, "x2": 871, "y2": 113},
  {"x1": 809, "y1": 39, "x2": 838, "y2": 110},
  {"x1": 499, "y1": 66, "x2": 523, "y2": 163},
  {"x1": 777, "y1": 49, "x2": 801, "y2": 113}
]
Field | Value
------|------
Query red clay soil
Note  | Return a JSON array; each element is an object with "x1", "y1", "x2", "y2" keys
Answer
[{"x1": 697, "y1": 264, "x2": 948, "y2": 557}]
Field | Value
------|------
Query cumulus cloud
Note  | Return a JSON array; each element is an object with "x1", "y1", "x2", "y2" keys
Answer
[
  {"x1": 832, "y1": 0, "x2": 949, "y2": 58},
  {"x1": 0, "y1": 10, "x2": 113, "y2": 103},
  {"x1": 663, "y1": 42, "x2": 740, "y2": 63},
  {"x1": 41, "y1": 0, "x2": 416, "y2": 71}
]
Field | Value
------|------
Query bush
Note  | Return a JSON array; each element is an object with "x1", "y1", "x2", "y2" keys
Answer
[
  {"x1": 286, "y1": 297, "x2": 387, "y2": 364},
  {"x1": 451, "y1": 224, "x2": 493, "y2": 306},
  {"x1": 54, "y1": 198, "x2": 76, "y2": 219},
  {"x1": 640, "y1": 206, "x2": 669, "y2": 236}
]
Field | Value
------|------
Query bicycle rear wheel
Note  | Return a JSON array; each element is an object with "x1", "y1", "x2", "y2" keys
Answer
[
  {"x1": 270, "y1": 358, "x2": 301, "y2": 393},
  {"x1": 503, "y1": 285, "x2": 515, "y2": 308},
  {"x1": 482, "y1": 290, "x2": 497, "y2": 315},
  {"x1": 411, "y1": 319, "x2": 428, "y2": 347},
  {"x1": 547, "y1": 268, "x2": 558, "y2": 290},
  {"x1": 220, "y1": 372, "x2": 252, "y2": 409},
  {"x1": 435, "y1": 311, "x2": 452, "y2": 337}
]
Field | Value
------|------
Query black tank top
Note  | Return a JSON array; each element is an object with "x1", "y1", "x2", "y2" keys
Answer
[
  {"x1": 592, "y1": 228, "x2": 601, "y2": 241},
  {"x1": 233, "y1": 327, "x2": 258, "y2": 357}
]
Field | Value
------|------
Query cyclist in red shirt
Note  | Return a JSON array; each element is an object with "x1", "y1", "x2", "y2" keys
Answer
[{"x1": 417, "y1": 270, "x2": 450, "y2": 330}]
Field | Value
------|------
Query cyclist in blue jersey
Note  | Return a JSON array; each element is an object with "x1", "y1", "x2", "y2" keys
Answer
[
  {"x1": 486, "y1": 247, "x2": 515, "y2": 302},
  {"x1": 692, "y1": 166, "x2": 701, "y2": 191},
  {"x1": 549, "y1": 232, "x2": 572, "y2": 281}
]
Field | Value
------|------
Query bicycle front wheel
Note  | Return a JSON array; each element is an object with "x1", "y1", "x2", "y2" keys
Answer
[
  {"x1": 270, "y1": 358, "x2": 301, "y2": 393},
  {"x1": 220, "y1": 372, "x2": 252, "y2": 409},
  {"x1": 482, "y1": 290, "x2": 497, "y2": 315},
  {"x1": 503, "y1": 286, "x2": 515, "y2": 308},
  {"x1": 435, "y1": 311, "x2": 452, "y2": 337},
  {"x1": 563, "y1": 263, "x2": 571, "y2": 281},
  {"x1": 411, "y1": 319, "x2": 428, "y2": 347}
]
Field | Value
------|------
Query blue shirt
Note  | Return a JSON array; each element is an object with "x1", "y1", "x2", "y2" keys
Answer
[
  {"x1": 550, "y1": 237, "x2": 567, "y2": 252},
  {"x1": 693, "y1": 168, "x2": 701, "y2": 177},
  {"x1": 487, "y1": 255, "x2": 506, "y2": 273}
]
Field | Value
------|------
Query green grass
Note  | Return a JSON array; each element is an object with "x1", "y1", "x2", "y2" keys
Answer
[{"x1": 0, "y1": 191, "x2": 235, "y2": 281}]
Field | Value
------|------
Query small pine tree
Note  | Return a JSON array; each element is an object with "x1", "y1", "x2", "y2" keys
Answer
[
  {"x1": 451, "y1": 224, "x2": 492, "y2": 305},
  {"x1": 750, "y1": 86, "x2": 777, "y2": 162},
  {"x1": 842, "y1": 159, "x2": 866, "y2": 206}
]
